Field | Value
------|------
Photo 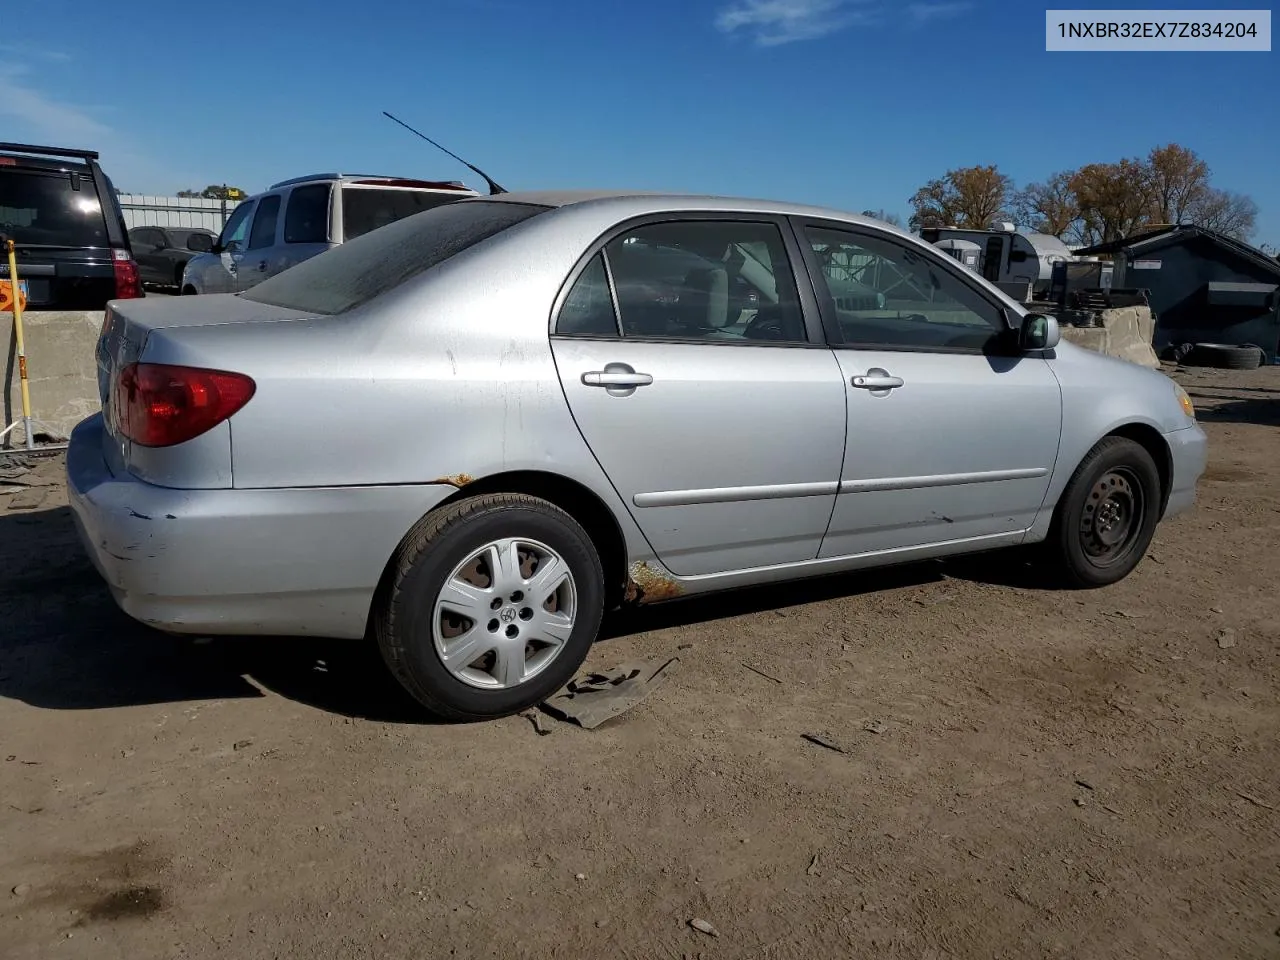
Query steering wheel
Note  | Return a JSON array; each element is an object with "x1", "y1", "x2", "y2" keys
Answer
[{"x1": 744, "y1": 307, "x2": 788, "y2": 341}]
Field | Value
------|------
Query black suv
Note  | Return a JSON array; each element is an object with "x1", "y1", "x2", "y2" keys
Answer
[{"x1": 0, "y1": 142, "x2": 143, "y2": 310}]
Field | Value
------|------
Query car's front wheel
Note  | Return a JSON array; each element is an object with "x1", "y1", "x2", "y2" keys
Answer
[
  {"x1": 374, "y1": 494, "x2": 604, "y2": 720},
  {"x1": 1045, "y1": 436, "x2": 1163, "y2": 588}
]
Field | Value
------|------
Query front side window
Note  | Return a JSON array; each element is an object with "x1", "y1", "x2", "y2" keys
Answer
[
  {"x1": 248, "y1": 195, "x2": 281, "y2": 250},
  {"x1": 219, "y1": 200, "x2": 256, "y2": 251},
  {"x1": 556, "y1": 220, "x2": 807, "y2": 343},
  {"x1": 806, "y1": 227, "x2": 1006, "y2": 352}
]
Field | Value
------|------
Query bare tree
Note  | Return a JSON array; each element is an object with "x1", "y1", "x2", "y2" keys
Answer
[
  {"x1": 1145, "y1": 143, "x2": 1211, "y2": 225},
  {"x1": 1012, "y1": 171, "x2": 1080, "y2": 240},
  {"x1": 1188, "y1": 189, "x2": 1258, "y2": 241}
]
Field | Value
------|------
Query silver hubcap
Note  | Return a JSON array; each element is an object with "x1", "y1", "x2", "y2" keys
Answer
[{"x1": 432, "y1": 537, "x2": 577, "y2": 690}]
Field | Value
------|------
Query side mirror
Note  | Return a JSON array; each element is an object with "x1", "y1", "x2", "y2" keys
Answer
[{"x1": 1019, "y1": 312, "x2": 1060, "y2": 351}]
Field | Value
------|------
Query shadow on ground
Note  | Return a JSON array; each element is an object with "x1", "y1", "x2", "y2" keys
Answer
[{"x1": 0, "y1": 504, "x2": 1051, "y2": 723}]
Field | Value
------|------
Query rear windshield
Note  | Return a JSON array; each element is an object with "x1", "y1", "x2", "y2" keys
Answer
[
  {"x1": 341, "y1": 186, "x2": 468, "y2": 241},
  {"x1": 0, "y1": 169, "x2": 108, "y2": 247},
  {"x1": 241, "y1": 199, "x2": 550, "y2": 315}
]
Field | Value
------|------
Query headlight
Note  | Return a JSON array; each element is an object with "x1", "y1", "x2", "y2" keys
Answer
[{"x1": 1174, "y1": 383, "x2": 1195, "y2": 419}]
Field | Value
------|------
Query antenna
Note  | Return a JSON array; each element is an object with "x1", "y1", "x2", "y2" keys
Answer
[{"x1": 382, "y1": 111, "x2": 506, "y2": 195}]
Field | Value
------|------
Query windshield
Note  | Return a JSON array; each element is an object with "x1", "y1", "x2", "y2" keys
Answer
[
  {"x1": 241, "y1": 199, "x2": 550, "y2": 315},
  {"x1": 341, "y1": 186, "x2": 467, "y2": 241},
  {"x1": 0, "y1": 170, "x2": 108, "y2": 247}
]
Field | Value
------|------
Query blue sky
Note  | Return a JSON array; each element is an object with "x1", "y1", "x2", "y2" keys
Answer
[{"x1": 1, "y1": 0, "x2": 1275, "y2": 243}]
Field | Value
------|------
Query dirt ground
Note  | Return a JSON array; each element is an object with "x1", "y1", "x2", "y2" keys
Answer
[{"x1": 1, "y1": 363, "x2": 1277, "y2": 960}]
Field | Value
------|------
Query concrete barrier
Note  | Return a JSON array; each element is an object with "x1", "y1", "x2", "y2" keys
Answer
[
  {"x1": 2, "y1": 310, "x2": 102, "y2": 444},
  {"x1": 1059, "y1": 304, "x2": 1160, "y2": 369}
]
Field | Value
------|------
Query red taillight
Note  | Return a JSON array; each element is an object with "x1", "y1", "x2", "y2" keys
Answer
[
  {"x1": 112, "y1": 249, "x2": 143, "y2": 299},
  {"x1": 112, "y1": 362, "x2": 256, "y2": 447}
]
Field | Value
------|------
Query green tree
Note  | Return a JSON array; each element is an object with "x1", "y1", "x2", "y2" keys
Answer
[
  {"x1": 908, "y1": 165, "x2": 1013, "y2": 230},
  {"x1": 177, "y1": 185, "x2": 248, "y2": 200}
]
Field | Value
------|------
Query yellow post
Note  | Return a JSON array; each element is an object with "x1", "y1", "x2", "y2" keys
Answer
[{"x1": 5, "y1": 239, "x2": 35, "y2": 450}]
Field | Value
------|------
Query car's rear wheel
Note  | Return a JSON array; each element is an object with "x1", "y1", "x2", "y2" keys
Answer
[
  {"x1": 374, "y1": 493, "x2": 604, "y2": 720},
  {"x1": 1045, "y1": 436, "x2": 1162, "y2": 588}
]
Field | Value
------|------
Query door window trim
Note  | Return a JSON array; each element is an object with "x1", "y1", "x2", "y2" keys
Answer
[
  {"x1": 549, "y1": 211, "x2": 829, "y2": 348},
  {"x1": 790, "y1": 216, "x2": 1020, "y2": 357}
]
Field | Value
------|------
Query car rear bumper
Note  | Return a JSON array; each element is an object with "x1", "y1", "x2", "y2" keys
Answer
[
  {"x1": 1162, "y1": 421, "x2": 1208, "y2": 520},
  {"x1": 66, "y1": 414, "x2": 454, "y2": 638}
]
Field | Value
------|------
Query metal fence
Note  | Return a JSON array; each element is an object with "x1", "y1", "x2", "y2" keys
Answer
[{"x1": 117, "y1": 195, "x2": 235, "y2": 232}]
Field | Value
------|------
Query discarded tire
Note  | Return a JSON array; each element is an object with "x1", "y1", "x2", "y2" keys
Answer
[{"x1": 1183, "y1": 343, "x2": 1265, "y2": 371}]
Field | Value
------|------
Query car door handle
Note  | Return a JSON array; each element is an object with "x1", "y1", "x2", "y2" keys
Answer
[
  {"x1": 582, "y1": 371, "x2": 654, "y2": 388},
  {"x1": 851, "y1": 374, "x2": 904, "y2": 390},
  {"x1": 256, "y1": 260, "x2": 267, "y2": 271}
]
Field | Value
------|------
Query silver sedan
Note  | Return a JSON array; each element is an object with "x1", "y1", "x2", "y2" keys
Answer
[{"x1": 68, "y1": 191, "x2": 1208, "y2": 720}]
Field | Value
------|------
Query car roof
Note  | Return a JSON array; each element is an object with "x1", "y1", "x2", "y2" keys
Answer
[
  {"x1": 476, "y1": 189, "x2": 903, "y2": 231},
  {"x1": 268, "y1": 173, "x2": 478, "y2": 191},
  {"x1": 0, "y1": 142, "x2": 97, "y2": 174}
]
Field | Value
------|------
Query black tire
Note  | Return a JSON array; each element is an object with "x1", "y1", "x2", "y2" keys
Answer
[
  {"x1": 1045, "y1": 437, "x2": 1162, "y2": 588},
  {"x1": 180, "y1": 285, "x2": 198, "y2": 296},
  {"x1": 374, "y1": 493, "x2": 604, "y2": 721},
  {"x1": 1184, "y1": 342, "x2": 1264, "y2": 371},
  {"x1": 174, "y1": 265, "x2": 186, "y2": 289}
]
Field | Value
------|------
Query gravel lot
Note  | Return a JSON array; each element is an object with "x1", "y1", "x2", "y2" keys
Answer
[{"x1": 1, "y1": 363, "x2": 1277, "y2": 960}]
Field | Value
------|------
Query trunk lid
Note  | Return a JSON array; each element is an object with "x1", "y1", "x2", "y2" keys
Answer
[{"x1": 96, "y1": 293, "x2": 313, "y2": 462}]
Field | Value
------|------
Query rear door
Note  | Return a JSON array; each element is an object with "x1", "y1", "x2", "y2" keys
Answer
[
  {"x1": 0, "y1": 164, "x2": 116, "y2": 309},
  {"x1": 236, "y1": 193, "x2": 282, "y2": 290},
  {"x1": 550, "y1": 215, "x2": 847, "y2": 577}
]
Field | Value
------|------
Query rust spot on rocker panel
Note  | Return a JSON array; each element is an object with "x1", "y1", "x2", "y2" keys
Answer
[
  {"x1": 433, "y1": 473, "x2": 477, "y2": 489},
  {"x1": 624, "y1": 560, "x2": 684, "y2": 605}
]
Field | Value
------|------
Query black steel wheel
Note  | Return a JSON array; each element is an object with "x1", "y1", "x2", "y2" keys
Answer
[{"x1": 1046, "y1": 436, "x2": 1163, "y2": 588}]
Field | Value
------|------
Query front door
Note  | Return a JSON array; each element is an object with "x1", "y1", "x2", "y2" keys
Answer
[
  {"x1": 200, "y1": 199, "x2": 256, "y2": 294},
  {"x1": 550, "y1": 216, "x2": 847, "y2": 577},
  {"x1": 236, "y1": 193, "x2": 282, "y2": 291},
  {"x1": 798, "y1": 222, "x2": 1062, "y2": 559}
]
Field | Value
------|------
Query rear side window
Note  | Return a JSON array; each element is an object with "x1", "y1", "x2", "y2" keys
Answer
[
  {"x1": 248, "y1": 195, "x2": 281, "y2": 249},
  {"x1": 241, "y1": 200, "x2": 551, "y2": 315},
  {"x1": 341, "y1": 187, "x2": 463, "y2": 241},
  {"x1": 0, "y1": 170, "x2": 108, "y2": 247},
  {"x1": 284, "y1": 184, "x2": 330, "y2": 243}
]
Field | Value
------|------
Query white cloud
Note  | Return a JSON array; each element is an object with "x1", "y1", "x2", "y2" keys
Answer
[
  {"x1": 907, "y1": 1, "x2": 973, "y2": 24},
  {"x1": 716, "y1": 0, "x2": 972, "y2": 45},
  {"x1": 0, "y1": 68, "x2": 112, "y2": 144},
  {"x1": 0, "y1": 68, "x2": 198, "y2": 194},
  {"x1": 715, "y1": 0, "x2": 876, "y2": 47}
]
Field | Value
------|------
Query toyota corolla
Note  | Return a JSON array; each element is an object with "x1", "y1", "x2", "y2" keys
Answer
[{"x1": 67, "y1": 191, "x2": 1207, "y2": 720}]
